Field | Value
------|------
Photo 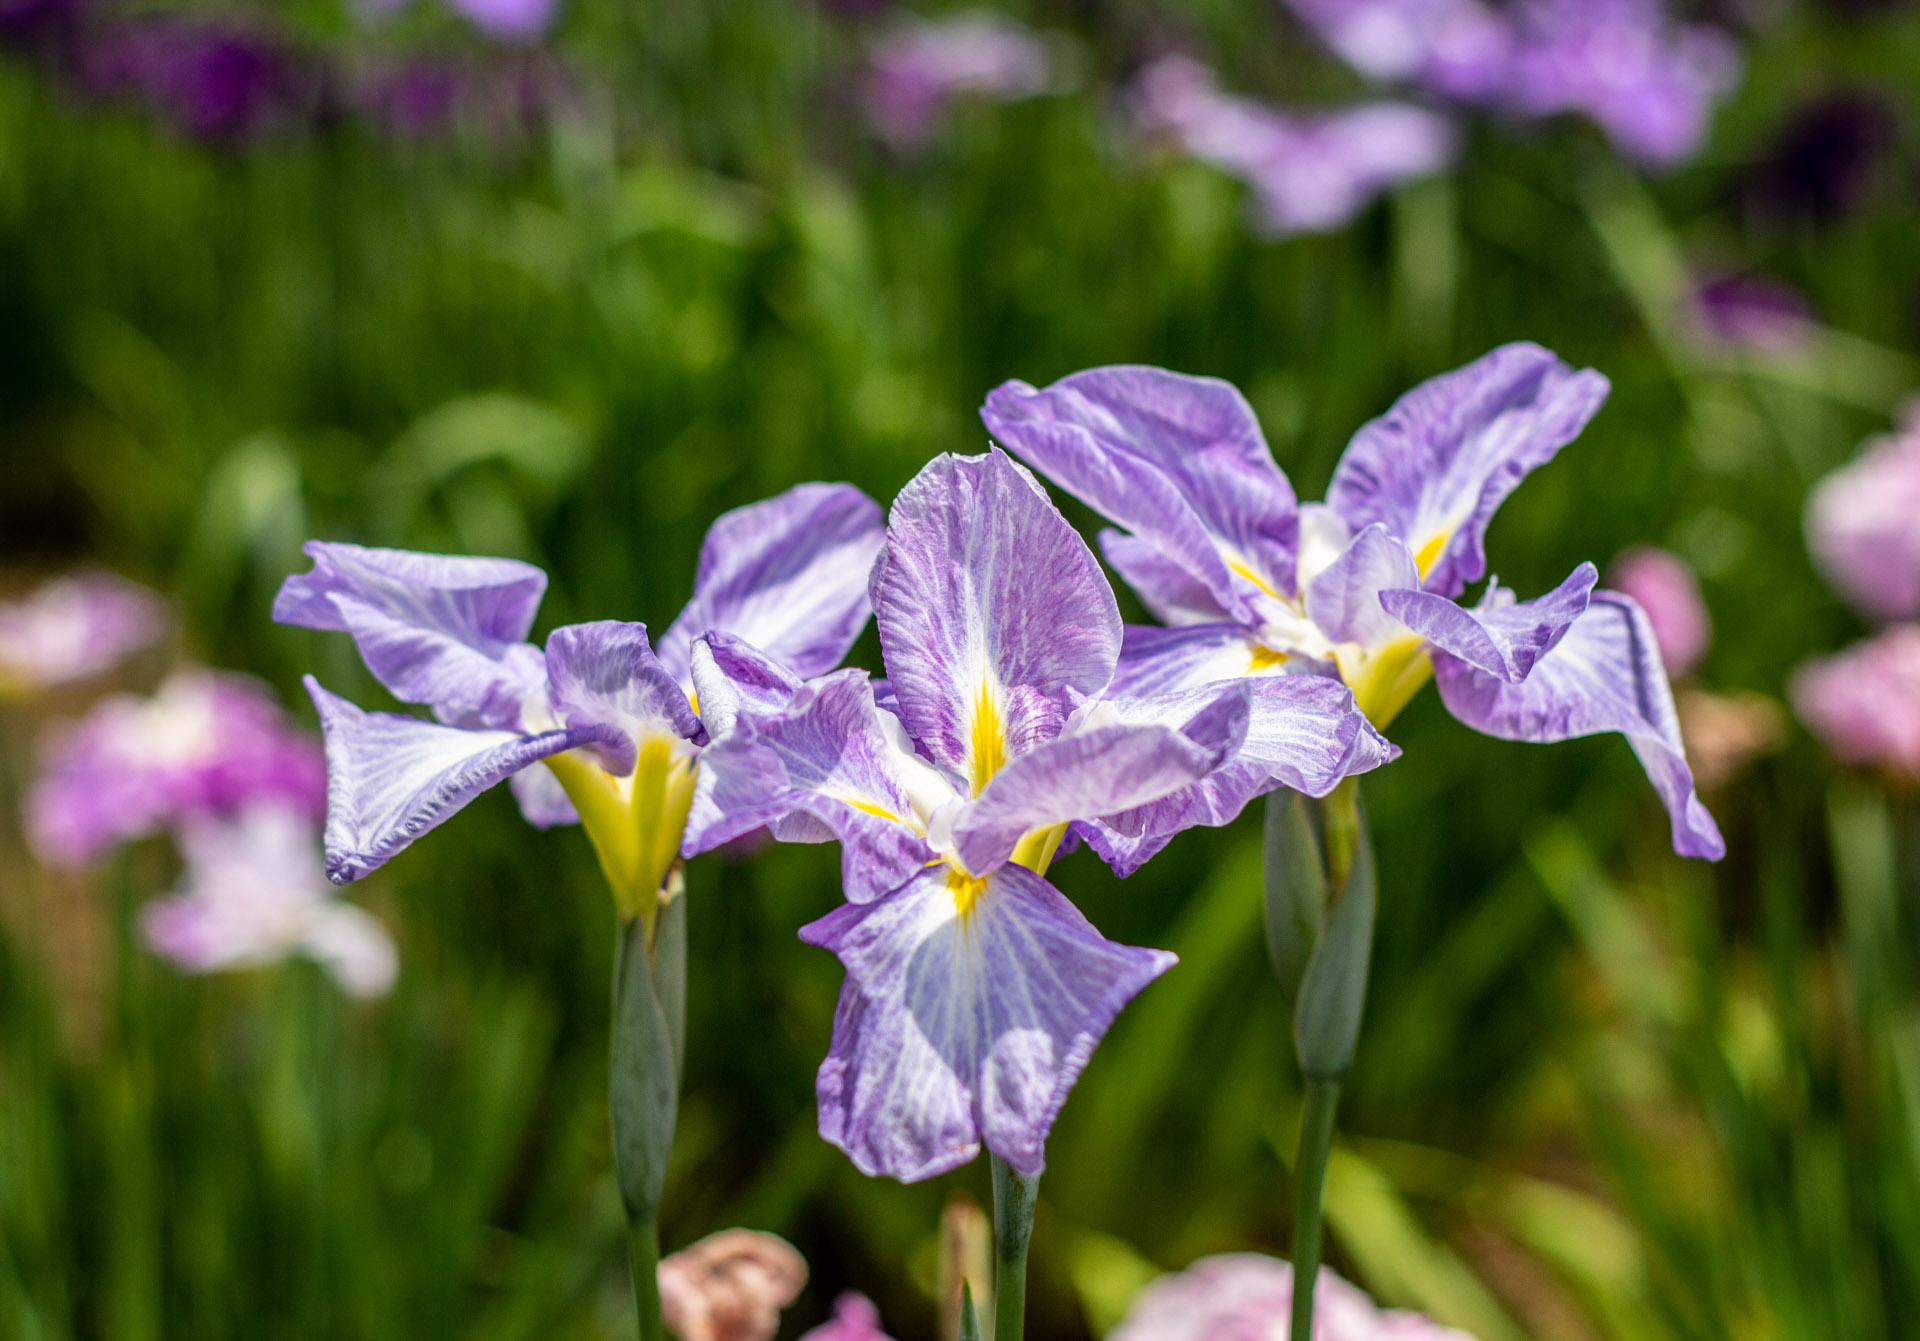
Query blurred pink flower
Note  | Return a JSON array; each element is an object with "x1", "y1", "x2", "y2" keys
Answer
[
  {"x1": 1806, "y1": 416, "x2": 1920, "y2": 622},
  {"x1": 1608, "y1": 546, "x2": 1711, "y2": 677},
  {"x1": 798, "y1": 1294, "x2": 895, "y2": 1341},
  {"x1": 866, "y1": 11, "x2": 1052, "y2": 144},
  {"x1": 658, "y1": 1229, "x2": 808, "y2": 1341},
  {"x1": 1131, "y1": 57, "x2": 1456, "y2": 237},
  {"x1": 27, "y1": 670, "x2": 326, "y2": 866},
  {"x1": 1110, "y1": 1254, "x2": 1475, "y2": 1340},
  {"x1": 0, "y1": 573, "x2": 164, "y2": 694},
  {"x1": 1285, "y1": 0, "x2": 1514, "y2": 100},
  {"x1": 1791, "y1": 626, "x2": 1920, "y2": 782},
  {"x1": 141, "y1": 805, "x2": 397, "y2": 997}
]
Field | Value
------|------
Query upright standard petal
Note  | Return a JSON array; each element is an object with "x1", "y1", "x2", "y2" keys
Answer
[
  {"x1": 1381, "y1": 562, "x2": 1596, "y2": 683},
  {"x1": 687, "y1": 631, "x2": 805, "y2": 743},
  {"x1": 544, "y1": 622, "x2": 701, "y2": 775},
  {"x1": 273, "y1": 542, "x2": 550, "y2": 728},
  {"x1": 872, "y1": 451, "x2": 1122, "y2": 783},
  {"x1": 800, "y1": 862, "x2": 1175, "y2": 1182},
  {"x1": 1099, "y1": 530, "x2": 1234, "y2": 626},
  {"x1": 1326, "y1": 344, "x2": 1610, "y2": 599},
  {"x1": 982, "y1": 367, "x2": 1298, "y2": 623},
  {"x1": 657, "y1": 483, "x2": 886, "y2": 686},
  {"x1": 1303, "y1": 523, "x2": 1421, "y2": 649},
  {"x1": 1431, "y1": 592, "x2": 1725, "y2": 859},
  {"x1": 305, "y1": 678, "x2": 612, "y2": 883}
]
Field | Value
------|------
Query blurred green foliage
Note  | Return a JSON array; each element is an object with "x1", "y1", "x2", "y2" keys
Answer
[{"x1": 6, "y1": 1, "x2": 1920, "y2": 1337}]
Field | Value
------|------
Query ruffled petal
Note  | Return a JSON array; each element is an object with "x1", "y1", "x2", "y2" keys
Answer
[
  {"x1": 544, "y1": 622, "x2": 701, "y2": 775},
  {"x1": 305, "y1": 677, "x2": 614, "y2": 883},
  {"x1": 873, "y1": 450, "x2": 1121, "y2": 783},
  {"x1": 983, "y1": 367, "x2": 1297, "y2": 623},
  {"x1": 800, "y1": 862, "x2": 1175, "y2": 1182},
  {"x1": 1303, "y1": 523, "x2": 1421, "y2": 649},
  {"x1": 273, "y1": 542, "x2": 549, "y2": 728},
  {"x1": 658, "y1": 483, "x2": 885, "y2": 686},
  {"x1": 1432, "y1": 592, "x2": 1724, "y2": 859},
  {"x1": 1326, "y1": 344, "x2": 1609, "y2": 599},
  {"x1": 1098, "y1": 530, "x2": 1234, "y2": 625},
  {"x1": 1381, "y1": 562, "x2": 1596, "y2": 684}
]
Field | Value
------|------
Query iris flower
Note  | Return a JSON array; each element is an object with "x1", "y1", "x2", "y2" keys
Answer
[
  {"x1": 272, "y1": 483, "x2": 885, "y2": 915},
  {"x1": 684, "y1": 450, "x2": 1392, "y2": 1181},
  {"x1": 981, "y1": 342, "x2": 1723, "y2": 860}
]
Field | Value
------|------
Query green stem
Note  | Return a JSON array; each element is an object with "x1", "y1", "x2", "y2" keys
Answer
[
  {"x1": 990, "y1": 1155, "x2": 1039, "y2": 1341},
  {"x1": 1290, "y1": 1076, "x2": 1341, "y2": 1341},
  {"x1": 627, "y1": 1216, "x2": 665, "y2": 1341}
]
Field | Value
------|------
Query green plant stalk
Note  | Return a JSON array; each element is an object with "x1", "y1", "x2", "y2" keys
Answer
[
  {"x1": 1290, "y1": 1075, "x2": 1341, "y2": 1341},
  {"x1": 628, "y1": 1216, "x2": 666, "y2": 1341},
  {"x1": 991, "y1": 1155, "x2": 1039, "y2": 1341}
]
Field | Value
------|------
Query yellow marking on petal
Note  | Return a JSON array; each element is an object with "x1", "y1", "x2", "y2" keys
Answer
[
  {"x1": 1347, "y1": 636, "x2": 1434, "y2": 730},
  {"x1": 947, "y1": 866, "x2": 990, "y2": 920},
  {"x1": 688, "y1": 688, "x2": 700, "y2": 715},
  {"x1": 1228, "y1": 558, "x2": 1280, "y2": 600},
  {"x1": 1248, "y1": 644, "x2": 1289, "y2": 675},
  {"x1": 1010, "y1": 821, "x2": 1069, "y2": 877},
  {"x1": 548, "y1": 735, "x2": 697, "y2": 925},
  {"x1": 968, "y1": 684, "x2": 1007, "y2": 797},
  {"x1": 838, "y1": 794, "x2": 903, "y2": 823},
  {"x1": 1413, "y1": 530, "x2": 1451, "y2": 580}
]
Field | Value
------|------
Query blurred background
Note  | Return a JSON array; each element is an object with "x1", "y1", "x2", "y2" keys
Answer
[{"x1": 4, "y1": 0, "x2": 1920, "y2": 1336}]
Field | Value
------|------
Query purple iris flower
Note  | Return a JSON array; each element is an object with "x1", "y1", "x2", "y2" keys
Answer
[
  {"x1": 865, "y1": 10, "x2": 1053, "y2": 145},
  {"x1": 0, "y1": 571, "x2": 165, "y2": 696},
  {"x1": 1284, "y1": 0, "x2": 1515, "y2": 101},
  {"x1": 1805, "y1": 414, "x2": 1920, "y2": 623},
  {"x1": 271, "y1": 483, "x2": 884, "y2": 914},
  {"x1": 981, "y1": 343, "x2": 1725, "y2": 861},
  {"x1": 1130, "y1": 57, "x2": 1457, "y2": 238},
  {"x1": 141, "y1": 804, "x2": 397, "y2": 998},
  {"x1": 683, "y1": 450, "x2": 1391, "y2": 1181},
  {"x1": 1791, "y1": 626, "x2": 1920, "y2": 783},
  {"x1": 27, "y1": 670, "x2": 327, "y2": 867}
]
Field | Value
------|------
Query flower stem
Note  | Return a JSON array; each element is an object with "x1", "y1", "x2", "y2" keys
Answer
[
  {"x1": 627, "y1": 1215, "x2": 666, "y2": 1341},
  {"x1": 990, "y1": 1155, "x2": 1038, "y2": 1341},
  {"x1": 1289, "y1": 1075, "x2": 1340, "y2": 1341}
]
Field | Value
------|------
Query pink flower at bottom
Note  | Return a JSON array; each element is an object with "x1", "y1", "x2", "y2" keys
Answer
[
  {"x1": 0, "y1": 572, "x2": 164, "y2": 694},
  {"x1": 1791, "y1": 626, "x2": 1920, "y2": 782},
  {"x1": 799, "y1": 1294, "x2": 896, "y2": 1341},
  {"x1": 1806, "y1": 416, "x2": 1920, "y2": 623},
  {"x1": 1110, "y1": 1254, "x2": 1476, "y2": 1340}
]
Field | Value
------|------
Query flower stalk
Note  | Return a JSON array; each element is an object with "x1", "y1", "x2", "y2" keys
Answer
[{"x1": 990, "y1": 1154, "x2": 1039, "y2": 1341}]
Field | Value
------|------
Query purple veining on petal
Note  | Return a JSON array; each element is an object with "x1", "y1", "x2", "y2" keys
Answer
[
  {"x1": 688, "y1": 630, "x2": 807, "y2": 743},
  {"x1": 1791, "y1": 626, "x2": 1920, "y2": 782},
  {"x1": 1304, "y1": 523, "x2": 1422, "y2": 649},
  {"x1": 1381, "y1": 561, "x2": 1596, "y2": 683},
  {"x1": 1606, "y1": 546, "x2": 1710, "y2": 677},
  {"x1": 800, "y1": 862, "x2": 1174, "y2": 1182},
  {"x1": 0, "y1": 572, "x2": 165, "y2": 692},
  {"x1": 1108, "y1": 623, "x2": 1277, "y2": 699},
  {"x1": 544, "y1": 621, "x2": 701, "y2": 775},
  {"x1": 1327, "y1": 342, "x2": 1610, "y2": 600},
  {"x1": 1433, "y1": 591, "x2": 1724, "y2": 858},
  {"x1": 1806, "y1": 416, "x2": 1920, "y2": 623}
]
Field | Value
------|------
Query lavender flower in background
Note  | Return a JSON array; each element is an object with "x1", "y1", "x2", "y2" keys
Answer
[
  {"x1": 1791, "y1": 625, "x2": 1920, "y2": 781},
  {"x1": 272, "y1": 483, "x2": 883, "y2": 912},
  {"x1": 73, "y1": 16, "x2": 306, "y2": 142},
  {"x1": 1130, "y1": 57, "x2": 1456, "y2": 237},
  {"x1": 140, "y1": 804, "x2": 397, "y2": 997},
  {"x1": 1608, "y1": 546, "x2": 1711, "y2": 677},
  {"x1": 0, "y1": 572, "x2": 164, "y2": 696},
  {"x1": 1806, "y1": 412, "x2": 1920, "y2": 622},
  {"x1": 1284, "y1": 0, "x2": 1514, "y2": 101},
  {"x1": 27, "y1": 670, "x2": 326, "y2": 867},
  {"x1": 800, "y1": 1295, "x2": 895, "y2": 1341},
  {"x1": 1687, "y1": 270, "x2": 1815, "y2": 355},
  {"x1": 1109, "y1": 1254, "x2": 1474, "y2": 1340},
  {"x1": 657, "y1": 1229, "x2": 808, "y2": 1341},
  {"x1": 982, "y1": 343, "x2": 1726, "y2": 861},
  {"x1": 865, "y1": 10, "x2": 1053, "y2": 144},
  {"x1": 684, "y1": 450, "x2": 1390, "y2": 1180},
  {"x1": 361, "y1": 0, "x2": 560, "y2": 45}
]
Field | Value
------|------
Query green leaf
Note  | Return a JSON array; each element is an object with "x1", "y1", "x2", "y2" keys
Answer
[{"x1": 609, "y1": 897, "x2": 686, "y2": 1224}]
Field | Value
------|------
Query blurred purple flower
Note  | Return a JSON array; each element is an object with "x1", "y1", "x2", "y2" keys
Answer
[
  {"x1": 1285, "y1": 0, "x2": 1514, "y2": 100},
  {"x1": 799, "y1": 1295, "x2": 895, "y2": 1341},
  {"x1": 443, "y1": 0, "x2": 558, "y2": 44},
  {"x1": 1749, "y1": 92, "x2": 1898, "y2": 223},
  {"x1": 1131, "y1": 57, "x2": 1456, "y2": 237},
  {"x1": 0, "y1": 572, "x2": 164, "y2": 695},
  {"x1": 141, "y1": 805, "x2": 397, "y2": 997},
  {"x1": 1806, "y1": 414, "x2": 1920, "y2": 622},
  {"x1": 865, "y1": 10, "x2": 1052, "y2": 144},
  {"x1": 1688, "y1": 270, "x2": 1815, "y2": 354},
  {"x1": 1110, "y1": 1254, "x2": 1474, "y2": 1340},
  {"x1": 1791, "y1": 625, "x2": 1920, "y2": 781},
  {"x1": 1608, "y1": 546, "x2": 1711, "y2": 677},
  {"x1": 74, "y1": 16, "x2": 304, "y2": 141},
  {"x1": 27, "y1": 670, "x2": 326, "y2": 867},
  {"x1": 0, "y1": 0, "x2": 82, "y2": 44}
]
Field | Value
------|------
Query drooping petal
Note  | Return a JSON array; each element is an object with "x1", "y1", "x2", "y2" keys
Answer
[
  {"x1": 683, "y1": 670, "x2": 943, "y2": 902},
  {"x1": 1381, "y1": 562, "x2": 1596, "y2": 683},
  {"x1": 688, "y1": 631, "x2": 805, "y2": 743},
  {"x1": 800, "y1": 862, "x2": 1175, "y2": 1182},
  {"x1": 544, "y1": 622, "x2": 701, "y2": 775},
  {"x1": 982, "y1": 367, "x2": 1297, "y2": 624},
  {"x1": 657, "y1": 483, "x2": 886, "y2": 687},
  {"x1": 509, "y1": 763, "x2": 579, "y2": 828},
  {"x1": 872, "y1": 450, "x2": 1121, "y2": 783},
  {"x1": 1098, "y1": 530, "x2": 1234, "y2": 625},
  {"x1": 1326, "y1": 343, "x2": 1610, "y2": 599},
  {"x1": 950, "y1": 718, "x2": 1239, "y2": 875},
  {"x1": 305, "y1": 677, "x2": 614, "y2": 883},
  {"x1": 1084, "y1": 674, "x2": 1398, "y2": 877},
  {"x1": 1109, "y1": 623, "x2": 1286, "y2": 700},
  {"x1": 1431, "y1": 592, "x2": 1724, "y2": 859},
  {"x1": 273, "y1": 542, "x2": 550, "y2": 728},
  {"x1": 1303, "y1": 523, "x2": 1421, "y2": 649}
]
